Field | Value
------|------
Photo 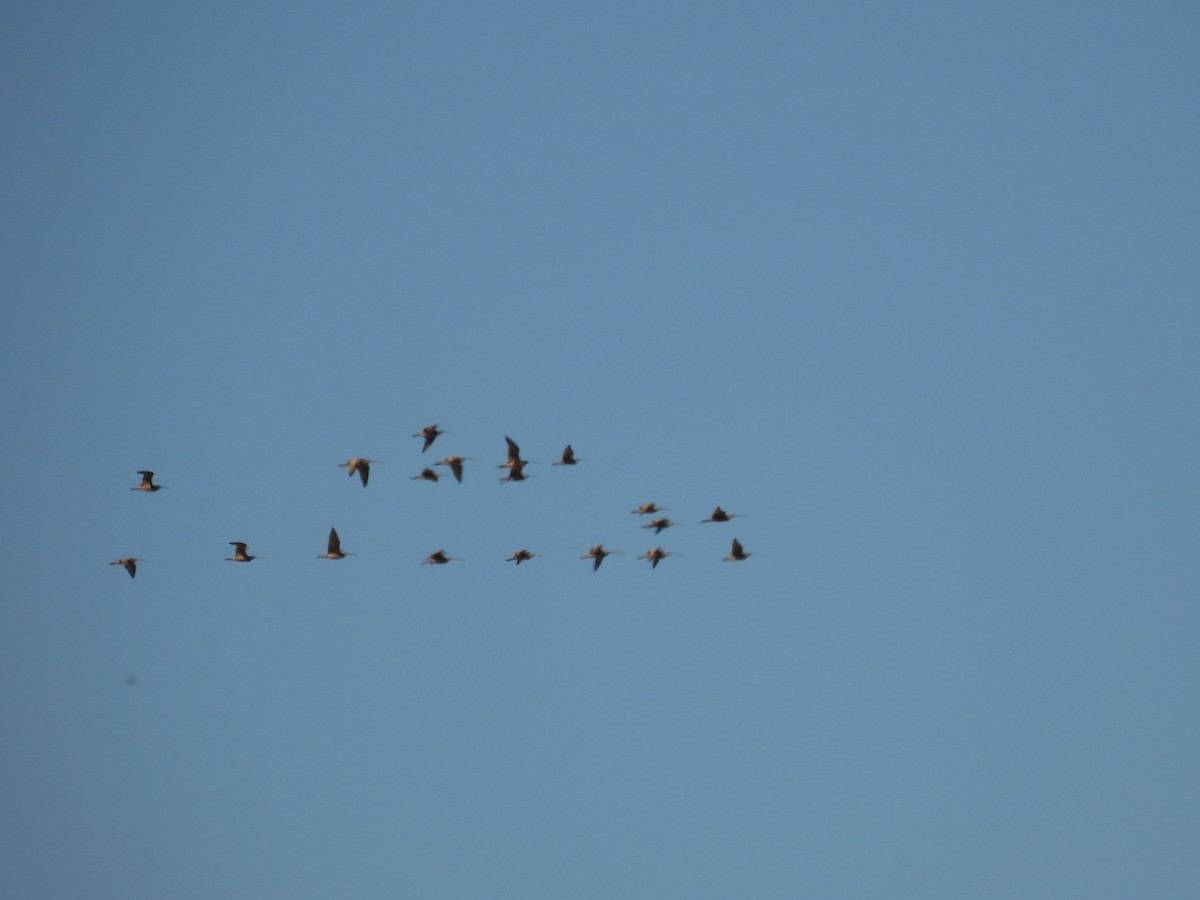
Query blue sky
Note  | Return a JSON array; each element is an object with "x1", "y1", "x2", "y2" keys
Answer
[{"x1": 2, "y1": 2, "x2": 1198, "y2": 897}]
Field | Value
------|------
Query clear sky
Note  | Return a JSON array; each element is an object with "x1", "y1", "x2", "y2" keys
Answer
[{"x1": 2, "y1": 2, "x2": 1198, "y2": 897}]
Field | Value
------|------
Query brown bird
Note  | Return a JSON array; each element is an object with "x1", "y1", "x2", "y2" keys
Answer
[
  {"x1": 110, "y1": 557, "x2": 139, "y2": 578},
  {"x1": 412, "y1": 467, "x2": 441, "y2": 482},
  {"x1": 318, "y1": 527, "x2": 354, "y2": 559},
  {"x1": 226, "y1": 542, "x2": 256, "y2": 562},
  {"x1": 638, "y1": 547, "x2": 673, "y2": 569},
  {"x1": 631, "y1": 502, "x2": 664, "y2": 516},
  {"x1": 724, "y1": 538, "x2": 751, "y2": 561},
  {"x1": 581, "y1": 544, "x2": 619, "y2": 571},
  {"x1": 642, "y1": 517, "x2": 680, "y2": 534},
  {"x1": 552, "y1": 444, "x2": 580, "y2": 466},
  {"x1": 507, "y1": 549, "x2": 540, "y2": 565},
  {"x1": 338, "y1": 458, "x2": 374, "y2": 487},
  {"x1": 422, "y1": 549, "x2": 460, "y2": 565},
  {"x1": 131, "y1": 471, "x2": 164, "y2": 492},
  {"x1": 414, "y1": 424, "x2": 447, "y2": 452},
  {"x1": 501, "y1": 457, "x2": 530, "y2": 482},
  {"x1": 500, "y1": 436, "x2": 531, "y2": 469},
  {"x1": 702, "y1": 506, "x2": 741, "y2": 523},
  {"x1": 435, "y1": 456, "x2": 471, "y2": 483}
]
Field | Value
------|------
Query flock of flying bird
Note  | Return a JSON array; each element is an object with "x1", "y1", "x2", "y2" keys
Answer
[{"x1": 110, "y1": 427, "x2": 751, "y2": 579}]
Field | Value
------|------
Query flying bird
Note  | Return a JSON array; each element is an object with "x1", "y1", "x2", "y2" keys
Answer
[
  {"x1": 501, "y1": 457, "x2": 530, "y2": 482},
  {"x1": 702, "y1": 506, "x2": 741, "y2": 523},
  {"x1": 412, "y1": 468, "x2": 441, "y2": 482},
  {"x1": 638, "y1": 547, "x2": 673, "y2": 569},
  {"x1": 110, "y1": 557, "x2": 139, "y2": 578},
  {"x1": 318, "y1": 528, "x2": 353, "y2": 560},
  {"x1": 338, "y1": 458, "x2": 374, "y2": 487},
  {"x1": 507, "y1": 549, "x2": 540, "y2": 565},
  {"x1": 498, "y1": 438, "x2": 532, "y2": 481},
  {"x1": 724, "y1": 538, "x2": 751, "y2": 561},
  {"x1": 631, "y1": 502, "x2": 664, "y2": 516},
  {"x1": 500, "y1": 436, "x2": 531, "y2": 469},
  {"x1": 131, "y1": 471, "x2": 164, "y2": 492},
  {"x1": 435, "y1": 456, "x2": 471, "y2": 483},
  {"x1": 552, "y1": 445, "x2": 580, "y2": 466},
  {"x1": 642, "y1": 517, "x2": 680, "y2": 534},
  {"x1": 581, "y1": 544, "x2": 619, "y2": 571},
  {"x1": 414, "y1": 424, "x2": 446, "y2": 452},
  {"x1": 226, "y1": 542, "x2": 256, "y2": 562},
  {"x1": 422, "y1": 549, "x2": 460, "y2": 565}
]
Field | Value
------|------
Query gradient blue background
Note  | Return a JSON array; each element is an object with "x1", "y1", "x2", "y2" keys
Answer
[{"x1": 2, "y1": 2, "x2": 1198, "y2": 897}]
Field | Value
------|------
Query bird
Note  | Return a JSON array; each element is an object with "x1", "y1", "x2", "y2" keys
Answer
[
  {"x1": 552, "y1": 445, "x2": 580, "y2": 465},
  {"x1": 422, "y1": 549, "x2": 460, "y2": 565},
  {"x1": 702, "y1": 506, "x2": 741, "y2": 523},
  {"x1": 724, "y1": 538, "x2": 751, "y2": 561},
  {"x1": 110, "y1": 557, "x2": 139, "y2": 578},
  {"x1": 414, "y1": 424, "x2": 446, "y2": 452},
  {"x1": 501, "y1": 457, "x2": 530, "y2": 482},
  {"x1": 435, "y1": 456, "x2": 471, "y2": 483},
  {"x1": 226, "y1": 542, "x2": 255, "y2": 562},
  {"x1": 412, "y1": 468, "x2": 441, "y2": 482},
  {"x1": 631, "y1": 502, "x2": 664, "y2": 515},
  {"x1": 500, "y1": 436, "x2": 531, "y2": 470},
  {"x1": 507, "y1": 549, "x2": 540, "y2": 565},
  {"x1": 318, "y1": 528, "x2": 353, "y2": 559},
  {"x1": 338, "y1": 458, "x2": 374, "y2": 487},
  {"x1": 642, "y1": 517, "x2": 680, "y2": 534},
  {"x1": 581, "y1": 544, "x2": 619, "y2": 571},
  {"x1": 638, "y1": 547, "x2": 673, "y2": 569},
  {"x1": 131, "y1": 471, "x2": 164, "y2": 492}
]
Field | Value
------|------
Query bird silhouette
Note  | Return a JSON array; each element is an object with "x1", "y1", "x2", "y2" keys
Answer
[
  {"x1": 226, "y1": 542, "x2": 256, "y2": 562},
  {"x1": 507, "y1": 549, "x2": 540, "y2": 565},
  {"x1": 338, "y1": 458, "x2": 374, "y2": 487},
  {"x1": 131, "y1": 471, "x2": 164, "y2": 492},
  {"x1": 501, "y1": 457, "x2": 531, "y2": 482},
  {"x1": 702, "y1": 506, "x2": 741, "y2": 523},
  {"x1": 581, "y1": 544, "x2": 619, "y2": 571},
  {"x1": 500, "y1": 436, "x2": 532, "y2": 469},
  {"x1": 110, "y1": 557, "x2": 139, "y2": 578},
  {"x1": 435, "y1": 456, "x2": 471, "y2": 483},
  {"x1": 642, "y1": 517, "x2": 681, "y2": 534},
  {"x1": 631, "y1": 502, "x2": 664, "y2": 516},
  {"x1": 422, "y1": 549, "x2": 460, "y2": 565},
  {"x1": 552, "y1": 445, "x2": 580, "y2": 466},
  {"x1": 638, "y1": 547, "x2": 673, "y2": 569},
  {"x1": 724, "y1": 538, "x2": 751, "y2": 561},
  {"x1": 412, "y1": 468, "x2": 441, "y2": 482},
  {"x1": 414, "y1": 424, "x2": 446, "y2": 452},
  {"x1": 318, "y1": 528, "x2": 354, "y2": 559}
]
